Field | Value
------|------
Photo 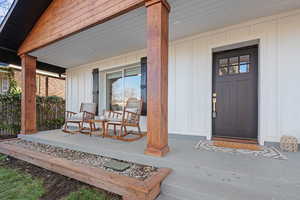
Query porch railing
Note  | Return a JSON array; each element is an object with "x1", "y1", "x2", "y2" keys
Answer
[{"x1": 0, "y1": 94, "x2": 65, "y2": 139}]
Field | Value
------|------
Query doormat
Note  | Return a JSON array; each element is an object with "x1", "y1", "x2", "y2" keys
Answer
[
  {"x1": 213, "y1": 141, "x2": 262, "y2": 151},
  {"x1": 195, "y1": 140, "x2": 287, "y2": 160}
]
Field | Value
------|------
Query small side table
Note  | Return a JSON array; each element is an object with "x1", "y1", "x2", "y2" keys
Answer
[{"x1": 87, "y1": 119, "x2": 107, "y2": 137}]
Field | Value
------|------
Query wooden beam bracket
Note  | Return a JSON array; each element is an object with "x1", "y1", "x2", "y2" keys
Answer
[{"x1": 145, "y1": 0, "x2": 171, "y2": 12}]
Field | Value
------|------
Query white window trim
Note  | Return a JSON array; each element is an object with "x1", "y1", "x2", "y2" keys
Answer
[
  {"x1": 100, "y1": 63, "x2": 141, "y2": 111},
  {"x1": 2, "y1": 76, "x2": 9, "y2": 93}
]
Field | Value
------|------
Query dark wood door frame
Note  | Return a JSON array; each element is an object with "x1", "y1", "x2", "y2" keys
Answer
[{"x1": 212, "y1": 45, "x2": 259, "y2": 140}]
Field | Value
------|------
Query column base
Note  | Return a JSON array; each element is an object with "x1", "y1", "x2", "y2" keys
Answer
[{"x1": 144, "y1": 145, "x2": 170, "y2": 157}]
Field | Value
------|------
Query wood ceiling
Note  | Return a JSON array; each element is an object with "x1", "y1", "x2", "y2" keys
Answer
[{"x1": 30, "y1": 0, "x2": 300, "y2": 68}]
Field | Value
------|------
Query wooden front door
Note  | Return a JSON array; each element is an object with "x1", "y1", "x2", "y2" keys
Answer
[{"x1": 212, "y1": 45, "x2": 258, "y2": 139}]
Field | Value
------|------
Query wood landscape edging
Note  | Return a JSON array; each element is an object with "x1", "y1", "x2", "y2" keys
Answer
[{"x1": 0, "y1": 139, "x2": 171, "y2": 200}]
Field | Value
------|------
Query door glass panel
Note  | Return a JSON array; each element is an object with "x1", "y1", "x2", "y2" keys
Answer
[
  {"x1": 124, "y1": 67, "x2": 141, "y2": 102},
  {"x1": 240, "y1": 55, "x2": 250, "y2": 64},
  {"x1": 240, "y1": 64, "x2": 250, "y2": 73},
  {"x1": 219, "y1": 67, "x2": 228, "y2": 76},
  {"x1": 229, "y1": 57, "x2": 239, "y2": 65},
  {"x1": 219, "y1": 58, "x2": 228, "y2": 67},
  {"x1": 229, "y1": 65, "x2": 239, "y2": 74},
  {"x1": 107, "y1": 71, "x2": 123, "y2": 111}
]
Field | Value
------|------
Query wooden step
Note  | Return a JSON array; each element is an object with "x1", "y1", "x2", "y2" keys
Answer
[
  {"x1": 212, "y1": 137, "x2": 258, "y2": 144},
  {"x1": 213, "y1": 141, "x2": 262, "y2": 151}
]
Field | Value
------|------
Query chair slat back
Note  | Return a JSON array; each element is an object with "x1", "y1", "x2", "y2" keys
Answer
[
  {"x1": 126, "y1": 98, "x2": 142, "y2": 112},
  {"x1": 123, "y1": 98, "x2": 142, "y2": 124},
  {"x1": 80, "y1": 103, "x2": 97, "y2": 114}
]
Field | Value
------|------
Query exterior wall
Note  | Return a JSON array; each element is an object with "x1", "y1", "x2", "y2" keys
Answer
[
  {"x1": 66, "y1": 9, "x2": 300, "y2": 143},
  {"x1": 0, "y1": 72, "x2": 9, "y2": 94},
  {"x1": 48, "y1": 77, "x2": 65, "y2": 97},
  {"x1": 14, "y1": 70, "x2": 65, "y2": 98},
  {"x1": 0, "y1": 73, "x2": 2, "y2": 93},
  {"x1": 13, "y1": 70, "x2": 21, "y2": 88},
  {"x1": 36, "y1": 75, "x2": 47, "y2": 96}
]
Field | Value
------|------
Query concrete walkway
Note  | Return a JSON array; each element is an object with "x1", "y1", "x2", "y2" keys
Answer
[{"x1": 19, "y1": 130, "x2": 300, "y2": 200}]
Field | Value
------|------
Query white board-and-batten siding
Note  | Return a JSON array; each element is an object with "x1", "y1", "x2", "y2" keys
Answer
[{"x1": 66, "y1": 9, "x2": 300, "y2": 144}]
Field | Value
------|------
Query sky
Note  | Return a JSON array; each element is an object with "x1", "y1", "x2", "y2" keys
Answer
[{"x1": 0, "y1": 0, "x2": 14, "y2": 24}]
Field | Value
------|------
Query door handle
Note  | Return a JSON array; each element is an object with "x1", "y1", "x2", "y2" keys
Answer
[
  {"x1": 212, "y1": 93, "x2": 217, "y2": 118},
  {"x1": 212, "y1": 98, "x2": 217, "y2": 112}
]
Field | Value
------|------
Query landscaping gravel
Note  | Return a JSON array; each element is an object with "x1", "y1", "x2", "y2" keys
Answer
[{"x1": 4, "y1": 139, "x2": 157, "y2": 180}]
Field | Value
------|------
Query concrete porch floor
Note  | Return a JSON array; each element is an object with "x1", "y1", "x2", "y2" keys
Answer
[{"x1": 19, "y1": 130, "x2": 300, "y2": 200}]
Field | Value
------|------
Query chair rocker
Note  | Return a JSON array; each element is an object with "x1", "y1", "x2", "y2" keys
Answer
[
  {"x1": 63, "y1": 103, "x2": 97, "y2": 134},
  {"x1": 105, "y1": 98, "x2": 146, "y2": 142}
]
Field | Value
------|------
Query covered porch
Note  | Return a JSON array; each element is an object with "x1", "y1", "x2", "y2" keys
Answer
[
  {"x1": 1, "y1": 0, "x2": 300, "y2": 199},
  {"x1": 18, "y1": 129, "x2": 300, "y2": 200},
  {"x1": 18, "y1": 0, "x2": 300, "y2": 158},
  {"x1": 19, "y1": 0, "x2": 171, "y2": 157}
]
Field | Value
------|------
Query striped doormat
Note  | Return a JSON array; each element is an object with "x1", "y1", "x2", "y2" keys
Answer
[{"x1": 195, "y1": 140, "x2": 287, "y2": 160}]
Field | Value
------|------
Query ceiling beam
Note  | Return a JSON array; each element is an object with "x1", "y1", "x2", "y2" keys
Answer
[{"x1": 18, "y1": 0, "x2": 146, "y2": 55}]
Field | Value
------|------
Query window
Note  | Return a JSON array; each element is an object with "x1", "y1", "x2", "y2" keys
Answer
[
  {"x1": 2, "y1": 76, "x2": 9, "y2": 93},
  {"x1": 218, "y1": 54, "x2": 251, "y2": 76},
  {"x1": 239, "y1": 55, "x2": 250, "y2": 73},
  {"x1": 218, "y1": 58, "x2": 228, "y2": 76},
  {"x1": 106, "y1": 66, "x2": 141, "y2": 111},
  {"x1": 106, "y1": 71, "x2": 123, "y2": 111},
  {"x1": 124, "y1": 67, "x2": 141, "y2": 102}
]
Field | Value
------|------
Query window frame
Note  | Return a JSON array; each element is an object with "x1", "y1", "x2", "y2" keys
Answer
[
  {"x1": 103, "y1": 63, "x2": 141, "y2": 112},
  {"x1": 217, "y1": 54, "x2": 251, "y2": 76},
  {"x1": 2, "y1": 76, "x2": 9, "y2": 93}
]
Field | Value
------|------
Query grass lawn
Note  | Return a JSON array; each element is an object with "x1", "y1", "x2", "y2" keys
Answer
[
  {"x1": 0, "y1": 154, "x2": 118, "y2": 200},
  {"x1": 64, "y1": 188, "x2": 106, "y2": 200},
  {"x1": 0, "y1": 167, "x2": 44, "y2": 200}
]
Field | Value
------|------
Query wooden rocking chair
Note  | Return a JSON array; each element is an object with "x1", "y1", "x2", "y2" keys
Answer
[
  {"x1": 63, "y1": 103, "x2": 97, "y2": 134},
  {"x1": 105, "y1": 98, "x2": 146, "y2": 141}
]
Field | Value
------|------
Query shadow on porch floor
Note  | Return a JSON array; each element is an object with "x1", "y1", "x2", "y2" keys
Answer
[{"x1": 19, "y1": 130, "x2": 300, "y2": 200}]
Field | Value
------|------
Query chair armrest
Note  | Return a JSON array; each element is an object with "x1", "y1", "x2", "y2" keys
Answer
[
  {"x1": 105, "y1": 110, "x2": 123, "y2": 118},
  {"x1": 66, "y1": 111, "x2": 77, "y2": 114},
  {"x1": 65, "y1": 111, "x2": 77, "y2": 118},
  {"x1": 124, "y1": 111, "x2": 140, "y2": 124},
  {"x1": 125, "y1": 110, "x2": 138, "y2": 115},
  {"x1": 83, "y1": 111, "x2": 95, "y2": 121}
]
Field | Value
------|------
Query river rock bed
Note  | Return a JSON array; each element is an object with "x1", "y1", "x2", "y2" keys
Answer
[{"x1": 4, "y1": 139, "x2": 157, "y2": 180}]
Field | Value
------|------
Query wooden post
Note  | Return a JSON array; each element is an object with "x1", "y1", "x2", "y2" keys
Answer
[
  {"x1": 144, "y1": 0, "x2": 170, "y2": 157},
  {"x1": 45, "y1": 76, "x2": 49, "y2": 97},
  {"x1": 20, "y1": 54, "x2": 37, "y2": 134}
]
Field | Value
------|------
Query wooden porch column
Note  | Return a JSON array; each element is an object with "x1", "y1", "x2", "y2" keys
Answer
[
  {"x1": 144, "y1": 0, "x2": 170, "y2": 157},
  {"x1": 20, "y1": 54, "x2": 37, "y2": 134}
]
